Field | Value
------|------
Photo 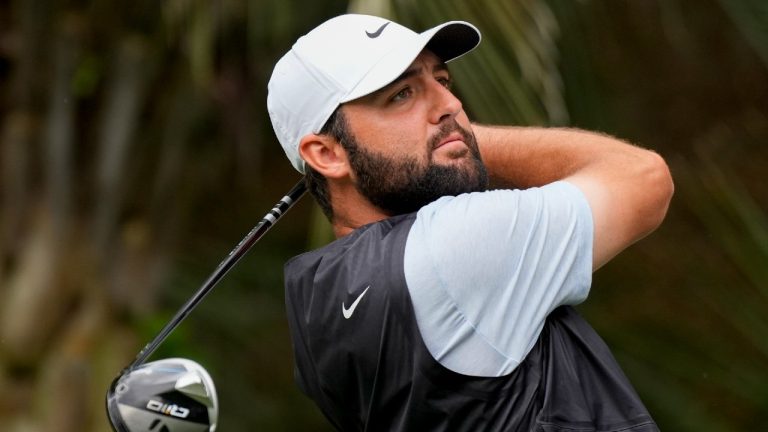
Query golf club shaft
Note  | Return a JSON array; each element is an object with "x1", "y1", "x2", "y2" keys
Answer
[{"x1": 127, "y1": 180, "x2": 307, "y2": 369}]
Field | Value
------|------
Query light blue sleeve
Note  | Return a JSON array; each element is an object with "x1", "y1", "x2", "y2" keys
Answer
[{"x1": 403, "y1": 181, "x2": 593, "y2": 377}]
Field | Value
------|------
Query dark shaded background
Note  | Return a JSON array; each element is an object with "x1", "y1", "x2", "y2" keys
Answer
[{"x1": 0, "y1": 0, "x2": 766, "y2": 430}]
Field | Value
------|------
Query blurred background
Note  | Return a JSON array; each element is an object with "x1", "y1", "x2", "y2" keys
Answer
[{"x1": 1, "y1": 0, "x2": 767, "y2": 430}]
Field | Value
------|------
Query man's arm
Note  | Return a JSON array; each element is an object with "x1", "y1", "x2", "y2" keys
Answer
[{"x1": 472, "y1": 125, "x2": 674, "y2": 270}]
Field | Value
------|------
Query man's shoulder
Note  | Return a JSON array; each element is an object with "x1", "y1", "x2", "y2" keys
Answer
[
  {"x1": 411, "y1": 183, "x2": 590, "y2": 238},
  {"x1": 285, "y1": 213, "x2": 418, "y2": 269}
]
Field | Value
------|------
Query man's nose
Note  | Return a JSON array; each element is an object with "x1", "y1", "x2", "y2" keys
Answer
[{"x1": 428, "y1": 82, "x2": 463, "y2": 124}]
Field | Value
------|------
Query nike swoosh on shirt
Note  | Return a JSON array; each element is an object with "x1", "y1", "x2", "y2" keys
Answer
[
  {"x1": 342, "y1": 285, "x2": 371, "y2": 319},
  {"x1": 365, "y1": 22, "x2": 390, "y2": 38}
]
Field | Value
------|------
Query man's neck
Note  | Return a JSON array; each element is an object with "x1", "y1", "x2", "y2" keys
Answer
[{"x1": 329, "y1": 182, "x2": 389, "y2": 238}]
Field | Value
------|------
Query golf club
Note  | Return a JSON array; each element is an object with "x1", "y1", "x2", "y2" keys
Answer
[
  {"x1": 106, "y1": 180, "x2": 307, "y2": 431},
  {"x1": 107, "y1": 358, "x2": 218, "y2": 432}
]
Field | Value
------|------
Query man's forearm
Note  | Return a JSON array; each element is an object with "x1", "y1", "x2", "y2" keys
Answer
[{"x1": 473, "y1": 124, "x2": 647, "y2": 189}]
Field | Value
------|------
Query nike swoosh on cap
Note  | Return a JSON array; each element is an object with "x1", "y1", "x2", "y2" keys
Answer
[
  {"x1": 342, "y1": 285, "x2": 371, "y2": 319},
  {"x1": 365, "y1": 22, "x2": 390, "y2": 38}
]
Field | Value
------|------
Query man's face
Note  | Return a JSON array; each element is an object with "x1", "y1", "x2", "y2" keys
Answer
[{"x1": 340, "y1": 50, "x2": 489, "y2": 215}]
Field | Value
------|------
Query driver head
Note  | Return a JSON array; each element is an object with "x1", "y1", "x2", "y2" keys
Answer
[{"x1": 106, "y1": 358, "x2": 218, "y2": 432}]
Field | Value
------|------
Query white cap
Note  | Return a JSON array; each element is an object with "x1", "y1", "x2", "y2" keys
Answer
[{"x1": 267, "y1": 14, "x2": 481, "y2": 173}]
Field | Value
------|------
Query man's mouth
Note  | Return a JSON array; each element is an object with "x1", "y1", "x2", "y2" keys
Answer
[{"x1": 433, "y1": 132, "x2": 465, "y2": 150}]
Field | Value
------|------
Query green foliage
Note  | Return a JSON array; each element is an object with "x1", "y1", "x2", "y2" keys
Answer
[{"x1": 717, "y1": 0, "x2": 768, "y2": 69}]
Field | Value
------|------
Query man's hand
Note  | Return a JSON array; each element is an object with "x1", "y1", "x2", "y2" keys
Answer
[{"x1": 472, "y1": 125, "x2": 674, "y2": 270}]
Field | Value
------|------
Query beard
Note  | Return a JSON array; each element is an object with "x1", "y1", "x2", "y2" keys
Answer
[{"x1": 344, "y1": 120, "x2": 489, "y2": 216}]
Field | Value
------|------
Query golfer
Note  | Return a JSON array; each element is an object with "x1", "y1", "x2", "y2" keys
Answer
[{"x1": 268, "y1": 14, "x2": 673, "y2": 431}]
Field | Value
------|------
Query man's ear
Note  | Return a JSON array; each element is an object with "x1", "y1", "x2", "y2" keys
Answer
[{"x1": 299, "y1": 134, "x2": 350, "y2": 179}]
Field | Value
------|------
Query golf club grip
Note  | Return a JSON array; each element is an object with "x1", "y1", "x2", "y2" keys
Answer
[{"x1": 128, "y1": 180, "x2": 307, "y2": 369}]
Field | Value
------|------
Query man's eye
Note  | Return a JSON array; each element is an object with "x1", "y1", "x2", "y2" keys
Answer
[
  {"x1": 437, "y1": 76, "x2": 452, "y2": 89},
  {"x1": 391, "y1": 87, "x2": 412, "y2": 102}
]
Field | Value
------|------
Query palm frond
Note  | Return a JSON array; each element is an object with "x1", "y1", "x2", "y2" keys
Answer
[{"x1": 716, "y1": 0, "x2": 768, "y2": 70}]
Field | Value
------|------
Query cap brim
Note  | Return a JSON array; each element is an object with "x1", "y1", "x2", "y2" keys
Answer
[
  {"x1": 341, "y1": 21, "x2": 480, "y2": 103},
  {"x1": 425, "y1": 21, "x2": 482, "y2": 64}
]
